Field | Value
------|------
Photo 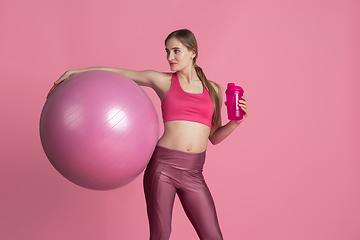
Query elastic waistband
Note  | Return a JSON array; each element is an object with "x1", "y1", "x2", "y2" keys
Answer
[{"x1": 149, "y1": 145, "x2": 206, "y2": 170}]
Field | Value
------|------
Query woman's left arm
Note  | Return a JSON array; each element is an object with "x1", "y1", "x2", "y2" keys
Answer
[{"x1": 208, "y1": 86, "x2": 248, "y2": 145}]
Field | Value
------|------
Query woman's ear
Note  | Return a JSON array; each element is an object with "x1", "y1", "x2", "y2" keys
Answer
[{"x1": 191, "y1": 50, "x2": 196, "y2": 59}]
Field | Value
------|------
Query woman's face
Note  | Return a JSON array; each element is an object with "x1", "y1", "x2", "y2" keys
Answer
[{"x1": 165, "y1": 37, "x2": 195, "y2": 72}]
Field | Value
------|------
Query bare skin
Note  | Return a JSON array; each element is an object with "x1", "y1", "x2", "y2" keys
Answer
[{"x1": 48, "y1": 37, "x2": 248, "y2": 153}]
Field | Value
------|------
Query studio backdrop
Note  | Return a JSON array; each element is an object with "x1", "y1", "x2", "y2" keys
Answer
[{"x1": 1, "y1": 0, "x2": 359, "y2": 239}]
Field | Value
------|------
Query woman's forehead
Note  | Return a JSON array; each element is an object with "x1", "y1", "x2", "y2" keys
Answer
[{"x1": 165, "y1": 37, "x2": 184, "y2": 48}]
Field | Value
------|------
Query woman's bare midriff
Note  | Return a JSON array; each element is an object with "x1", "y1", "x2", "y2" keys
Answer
[{"x1": 157, "y1": 121, "x2": 211, "y2": 153}]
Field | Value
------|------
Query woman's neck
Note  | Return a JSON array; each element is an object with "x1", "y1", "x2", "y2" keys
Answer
[{"x1": 176, "y1": 66, "x2": 198, "y2": 84}]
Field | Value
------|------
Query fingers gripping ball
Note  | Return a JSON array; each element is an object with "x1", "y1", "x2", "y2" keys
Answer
[{"x1": 40, "y1": 70, "x2": 159, "y2": 190}]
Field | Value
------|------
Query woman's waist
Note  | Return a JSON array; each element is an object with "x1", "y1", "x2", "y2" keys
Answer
[{"x1": 149, "y1": 145, "x2": 206, "y2": 170}]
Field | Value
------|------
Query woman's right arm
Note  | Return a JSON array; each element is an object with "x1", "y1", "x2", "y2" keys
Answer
[{"x1": 48, "y1": 67, "x2": 169, "y2": 98}]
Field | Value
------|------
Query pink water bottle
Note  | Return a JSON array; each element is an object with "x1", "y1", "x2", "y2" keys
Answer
[{"x1": 225, "y1": 83, "x2": 244, "y2": 121}]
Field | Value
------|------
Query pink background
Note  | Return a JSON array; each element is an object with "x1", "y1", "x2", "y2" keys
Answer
[{"x1": 1, "y1": 0, "x2": 359, "y2": 239}]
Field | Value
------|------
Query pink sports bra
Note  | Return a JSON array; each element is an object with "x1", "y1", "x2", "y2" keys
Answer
[{"x1": 161, "y1": 73, "x2": 214, "y2": 127}]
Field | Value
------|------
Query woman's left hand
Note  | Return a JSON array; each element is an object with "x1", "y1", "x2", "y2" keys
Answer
[{"x1": 235, "y1": 96, "x2": 248, "y2": 124}]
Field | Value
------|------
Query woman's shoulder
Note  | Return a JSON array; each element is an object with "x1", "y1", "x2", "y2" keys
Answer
[
  {"x1": 137, "y1": 70, "x2": 172, "y2": 87},
  {"x1": 154, "y1": 71, "x2": 173, "y2": 85},
  {"x1": 149, "y1": 71, "x2": 173, "y2": 81},
  {"x1": 145, "y1": 71, "x2": 173, "y2": 99}
]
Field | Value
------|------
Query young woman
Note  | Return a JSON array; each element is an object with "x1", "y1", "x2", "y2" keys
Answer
[{"x1": 48, "y1": 29, "x2": 248, "y2": 240}]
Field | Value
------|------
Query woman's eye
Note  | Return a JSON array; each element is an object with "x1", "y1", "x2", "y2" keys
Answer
[{"x1": 174, "y1": 50, "x2": 179, "y2": 53}]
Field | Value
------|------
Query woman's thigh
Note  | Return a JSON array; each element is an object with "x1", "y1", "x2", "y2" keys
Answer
[{"x1": 177, "y1": 171, "x2": 223, "y2": 240}]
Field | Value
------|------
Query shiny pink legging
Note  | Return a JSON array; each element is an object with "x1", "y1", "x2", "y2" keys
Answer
[{"x1": 143, "y1": 146, "x2": 223, "y2": 240}]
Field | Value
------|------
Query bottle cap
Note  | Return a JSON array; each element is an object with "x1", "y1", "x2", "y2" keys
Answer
[{"x1": 226, "y1": 83, "x2": 244, "y2": 93}]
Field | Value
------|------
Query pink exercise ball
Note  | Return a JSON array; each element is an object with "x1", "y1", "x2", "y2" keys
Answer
[{"x1": 40, "y1": 70, "x2": 159, "y2": 190}]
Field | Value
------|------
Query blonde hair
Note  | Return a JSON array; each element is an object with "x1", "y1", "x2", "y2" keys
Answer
[{"x1": 165, "y1": 29, "x2": 221, "y2": 125}]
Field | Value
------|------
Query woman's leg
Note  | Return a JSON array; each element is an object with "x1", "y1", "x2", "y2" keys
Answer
[
  {"x1": 177, "y1": 171, "x2": 223, "y2": 240},
  {"x1": 143, "y1": 163, "x2": 178, "y2": 240}
]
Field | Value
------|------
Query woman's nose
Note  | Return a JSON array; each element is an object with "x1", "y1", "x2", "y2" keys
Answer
[{"x1": 167, "y1": 53, "x2": 174, "y2": 61}]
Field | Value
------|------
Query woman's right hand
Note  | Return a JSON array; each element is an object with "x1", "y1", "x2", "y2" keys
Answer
[{"x1": 46, "y1": 70, "x2": 77, "y2": 98}]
